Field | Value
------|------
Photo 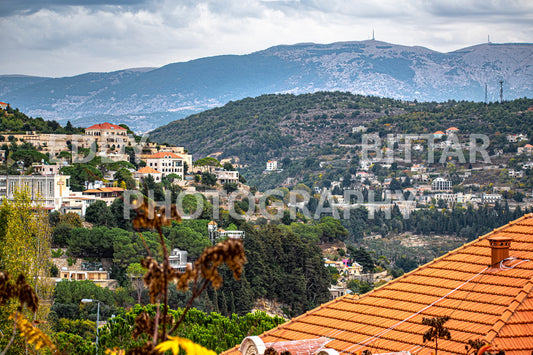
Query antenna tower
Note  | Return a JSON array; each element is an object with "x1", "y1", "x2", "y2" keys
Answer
[
  {"x1": 499, "y1": 80, "x2": 504, "y2": 103},
  {"x1": 484, "y1": 83, "x2": 488, "y2": 104},
  {"x1": 372, "y1": 30, "x2": 375, "y2": 41}
]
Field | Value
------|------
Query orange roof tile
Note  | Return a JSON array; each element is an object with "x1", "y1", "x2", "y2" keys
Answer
[
  {"x1": 147, "y1": 152, "x2": 183, "y2": 159},
  {"x1": 86, "y1": 122, "x2": 126, "y2": 130},
  {"x1": 434, "y1": 131, "x2": 445, "y2": 135},
  {"x1": 83, "y1": 187, "x2": 125, "y2": 194},
  {"x1": 224, "y1": 213, "x2": 533, "y2": 355},
  {"x1": 446, "y1": 127, "x2": 459, "y2": 131},
  {"x1": 135, "y1": 167, "x2": 161, "y2": 174}
]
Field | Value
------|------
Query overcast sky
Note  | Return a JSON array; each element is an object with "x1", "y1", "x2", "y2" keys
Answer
[{"x1": 1, "y1": 0, "x2": 532, "y2": 77}]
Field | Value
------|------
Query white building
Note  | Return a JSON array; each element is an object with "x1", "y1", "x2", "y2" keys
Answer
[
  {"x1": 266, "y1": 160, "x2": 278, "y2": 171},
  {"x1": 431, "y1": 177, "x2": 452, "y2": 191},
  {"x1": 214, "y1": 169, "x2": 239, "y2": 184},
  {"x1": 0, "y1": 174, "x2": 71, "y2": 210},
  {"x1": 507, "y1": 133, "x2": 528, "y2": 143},
  {"x1": 352, "y1": 125, "x2": 367, "y2": 133},
  {"x1": 207, "y1": 220, "x2": 245, "y2": 244},
  {"x1": 482, "y1": 193, "x2": 502, "y2": 204},
  {"x1": 146, "y1": 152, "x2": 185, "y2": 178},
  {"x1": 169, "y1": 248, "x2": 188, "y2": 272},
  {"x1": 508, "y1": 169, "x2": 525, "y2": 178}
]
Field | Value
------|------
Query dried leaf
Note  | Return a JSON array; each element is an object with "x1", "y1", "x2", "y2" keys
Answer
[{"x1": 10, "y1": 312, "x2": 56, "y2": 351}]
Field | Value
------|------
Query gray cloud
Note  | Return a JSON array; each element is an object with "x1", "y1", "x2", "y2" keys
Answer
[
  {"x1": 0, "y1": 0, "x2": 531, "y2": 76},
  {"x1": 0, "y1": 0, "x2": 151, "y2": 16}
]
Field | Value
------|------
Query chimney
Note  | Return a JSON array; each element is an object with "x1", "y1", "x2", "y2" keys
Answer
[{"x1": 488, "y1": 236, "x2": 512, "y2": 265}]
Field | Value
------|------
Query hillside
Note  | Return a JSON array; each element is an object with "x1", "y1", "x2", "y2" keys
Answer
[
  {"x1": 1, "y1": 41, "x2": 531, "y2": 132},
  {"x1": 149, "y1": 92, "x2": 533, "y2": 190}
]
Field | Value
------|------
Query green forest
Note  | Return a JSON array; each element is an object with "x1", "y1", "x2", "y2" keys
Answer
[
  {"x1": 0, "y1": 104, "x2": 84, "y2": 134},
  {"x1": 149, "y1": 92, "x2": 533, "y2": 189}
]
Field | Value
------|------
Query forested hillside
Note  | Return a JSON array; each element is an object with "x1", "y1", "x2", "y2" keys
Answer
[
  {"x1": 149, "y1": 92, "x2": 533, "y2": 189},
  {"x1": 0, "y1": 104, "x2": 83, "y2": 134}
]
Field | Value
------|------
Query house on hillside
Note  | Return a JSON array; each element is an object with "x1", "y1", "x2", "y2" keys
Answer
[
  {"x1": 133, "y1": 166, "x2": 162, "y2": 183},
  {"x1": 445, "y1": 127, "x2": 459, "y2": 135},
  {"x1": 517, "y1": 144, "x2": 533, "y2": 155},
  {"x1": 145, "y1": 152, "x2": 185, "y2": 179},
  {"x1": 433, "y1": 131, "x2": 445, "y2": 139},
  {"x1": 224, "y1": 213, "x2": 533, "y2": 355},
  {"x1": 214, "y1": 169, "x2": 240, "y2": 184},
  {"x1": 85, "y1": 122, "x2": 128, "y2": 148},
  {"x1": 431, "y1": 177, "x2": 452, "y2": 191},
  {"x1": 83, "y1": 186, "x2": 124, "y2": 206},
  {"x1": 0, "y1": 102, "x2": 8, "y2": 110}
]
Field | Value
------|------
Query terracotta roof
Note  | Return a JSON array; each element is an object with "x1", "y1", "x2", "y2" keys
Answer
[
  {"x1": 147, "y1": 152, "x2": 183, "y2": 159},
  {"x1": 524, "y1": 144, "x2": 533, "y2": 148},
  {"x1": 83, "y1": 187, "x2": 125, "y2": 194},
  {"x1": 86, "y1": 122, "x2": 126, "y2": 130},
  {"x1": 208, "y1": 221, "x2": 218, "y2": 225},
  {"x1": 224, "y1": 213, "x2": 533, "y2": 355},
  {"x1": 135, "y1": 167, "x2": 161, "y2": 174},
  {"x1": 434, "y1": 131, "x2": 445, "y2": 135},
  {"x1": 446, "y1": 127, "x2": 459, "y2": 131}
]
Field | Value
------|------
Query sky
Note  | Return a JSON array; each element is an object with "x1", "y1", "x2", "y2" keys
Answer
[{"x1": 1, "y1": 0, "x2": 532, "y2": 77}]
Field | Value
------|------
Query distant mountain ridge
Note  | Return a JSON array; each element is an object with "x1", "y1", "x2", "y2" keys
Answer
[{"x1": 1, "y1": 40, "x2": 531, "y2": 132}]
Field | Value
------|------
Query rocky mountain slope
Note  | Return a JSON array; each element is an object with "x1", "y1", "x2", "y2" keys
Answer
[{"x1": 1, "y1": 41, "x2": 531, "y2": 132}]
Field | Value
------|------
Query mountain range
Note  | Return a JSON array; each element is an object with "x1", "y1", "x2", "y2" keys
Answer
[{"x1": 1, "y1": 40, "x2": 532, "y2": 132}]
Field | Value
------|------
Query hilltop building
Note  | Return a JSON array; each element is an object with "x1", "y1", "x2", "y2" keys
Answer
[
  {"x1": 0, "y1": 102, "x2": 8, "y2": 110},
  {"x1": 225, "y1": 213, "x2": 533, "y2": 355}
]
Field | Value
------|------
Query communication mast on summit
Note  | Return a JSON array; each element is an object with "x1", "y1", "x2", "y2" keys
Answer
[{"x1": 499, "y1": 80, "x2": 504, "y2": 103}]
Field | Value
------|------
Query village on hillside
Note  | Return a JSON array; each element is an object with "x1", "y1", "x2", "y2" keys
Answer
[{"x1": 1, "y1": 101, "x2": 533, "y2": 354}]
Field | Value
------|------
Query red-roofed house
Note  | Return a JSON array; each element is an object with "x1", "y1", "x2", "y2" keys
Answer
[
  {"x1": 133, "y1": 166, "x2": 162, "y2": 183},
  {"x1": 146, "y1": 152, "x2": 184, "y2": 179},
  {"x1": 85, "y1": 122, "x2": 129, "y2": 149},
  {"x1": 517, "y1": 144, "x2": 533, "y2": 155},
  {"x1": 224, "y1": 213, "x2": 533, "y2": 355},
  {"x1": 83, "y1": 186, "x2": 125, "y2": 205},
  {"x1": 433, "y1": 131, "x2": 445, "y2": 139},
  {"x1": 445, "y1": 127, "x2": 460, "y2": 135},
  {"x1": 84, "y1": 122, "x2": 130, "y2": 161},
  {"x1": 0, "y1": 102, "x2": 8, "y2": 110}
]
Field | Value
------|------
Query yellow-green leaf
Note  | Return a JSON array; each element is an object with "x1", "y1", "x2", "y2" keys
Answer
[{"x1": 155, "y1": 336, "x2": 216, "y2": 355}]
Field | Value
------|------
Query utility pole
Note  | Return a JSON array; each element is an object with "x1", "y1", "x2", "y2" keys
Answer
[
  {"x1": 484, "y1": 83, "x2": 488, "y2": 104},
  {"x1": 499, "y1": 80, "x2": 504, "y2": 103}
]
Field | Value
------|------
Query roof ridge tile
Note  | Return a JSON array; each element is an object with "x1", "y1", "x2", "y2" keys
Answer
[{"x1": 485, "y1": 278, "x2": 533, "y2": 343}]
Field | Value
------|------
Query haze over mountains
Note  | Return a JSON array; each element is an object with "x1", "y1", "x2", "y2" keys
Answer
[{"x1": 1, "y1": 40, "x2": 531, "y2": 132}]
